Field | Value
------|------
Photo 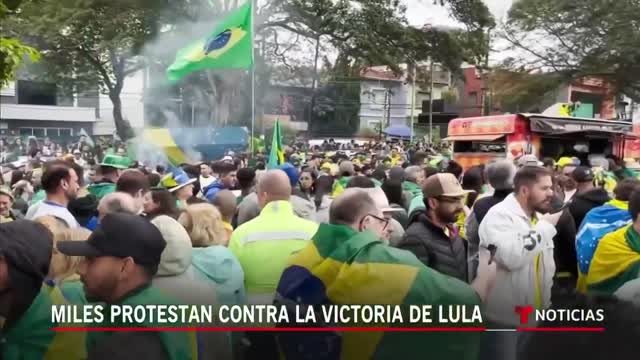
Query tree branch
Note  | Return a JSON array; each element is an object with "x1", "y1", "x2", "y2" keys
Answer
[{"x1": 77, "y1": 45, "x2": 114, "y2": 93}]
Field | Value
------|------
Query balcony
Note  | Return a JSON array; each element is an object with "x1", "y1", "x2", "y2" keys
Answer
[{"x1": 0, "y1": 103, "x2": 97, "y2": 122}]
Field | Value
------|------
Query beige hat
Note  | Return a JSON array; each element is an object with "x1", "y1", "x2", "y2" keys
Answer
[
  {"x1": 362, "y1": 187, "x2": 404, "y2": 213},
  {"x1": 423, "y1": 173, "x2": 473, "y2": 199}
]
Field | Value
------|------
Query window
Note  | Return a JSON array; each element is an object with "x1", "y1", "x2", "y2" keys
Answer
[
  {"x1": 468, "y1": 91, "x2": 478, "y2": 105},
  {"x1": 18, "y1": 127, "x2": 73, "y2": 138},
  {"x1": 58, "y1": 128, "x2": 72, "y2": 137},
  {"x1": 17, "y1": 80, "x2": 57, "y2": 105}
]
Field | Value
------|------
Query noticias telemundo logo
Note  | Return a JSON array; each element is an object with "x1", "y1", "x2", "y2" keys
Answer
[{"x1": 508, "y1": 305, "x2": 606, "y2": 332}]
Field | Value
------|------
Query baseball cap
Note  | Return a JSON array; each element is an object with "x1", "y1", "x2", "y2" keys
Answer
[
  {"x1": 423, "y1": 173, "x2": 474, "y2": 198},
  {"x1": 57, "y1": 213, "x2": 166, "y2": 268},
  {"x1": 572, "y1": 166, "x2": 594, "y2": 183},
  {"x1": 517, "y1": 154, "x2": 543, "y2": 167}
]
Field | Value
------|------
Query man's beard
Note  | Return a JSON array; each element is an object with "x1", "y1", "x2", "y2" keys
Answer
[
  {"x1": 65, "y1": 190, "x2": 78, "y2": 201},
  {"x1": 532, "y1": 197, "x2": 552, "y2": 214},
  {"x1": 83, "y1": 276, "x2": 118, "y2": 303},
  {"x1": 435, "y1": 207, "x2": 459, "y2": 224}
]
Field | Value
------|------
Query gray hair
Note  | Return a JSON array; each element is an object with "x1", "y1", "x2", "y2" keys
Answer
[
  {"x1": 486, "y1": 160, "x2": 517, "y2": 191},
  {"x1": 404, "y1": 166, "x2": 422, "y2": 183},
  {"x1": 98, "y1": 192, "x2": 137, "y2": 217}
]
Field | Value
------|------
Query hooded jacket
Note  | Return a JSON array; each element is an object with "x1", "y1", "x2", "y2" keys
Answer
[
  {"x1": 569, "y1": 188, "x2": 610, "y2": 228},
  {"x1": 464, "y1": 189, "x2": 512, "y2": 281},
  {"x1": 203, "y1": 181, "x2": 226, "y2": 202},
  {"x1": 150, "y1": 215, "x2": 217, "y2": 304},
  {"x1": 150, "y1": 215, "x2": 231, "y2": 359},
  {"x1": 479, "y1": 194, "x2": 556, "y2": 326},
  {"x1": 191, "y1": 246, "x2": 246, "y2": 305}
]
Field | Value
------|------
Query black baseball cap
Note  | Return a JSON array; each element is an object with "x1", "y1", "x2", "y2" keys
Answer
[
  {"x1": 57, "y1": 213, "x2": 166, "y2": 267},
  {"x1": 572, "y1": 166, "x2": 594, "y2": 183}
]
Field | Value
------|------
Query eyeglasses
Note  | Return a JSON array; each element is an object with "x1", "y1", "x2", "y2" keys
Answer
[{"x1": 359, "y1": 213, "x2": 389, "y2": 231}]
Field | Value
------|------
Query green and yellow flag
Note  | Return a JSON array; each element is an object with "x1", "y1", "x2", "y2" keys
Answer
[
  {"x1": 587, "y1": 224, "x2": 640, "y2": 294},
  {"x1": 276, "y1": 224, "x2": 483, "y2": 359},
  {"x1": 166, "y1": 2, "x2": 253, "y2": 83},
  {"x1": 268, "y1": 119, "x2": 284, "y2": 168}
]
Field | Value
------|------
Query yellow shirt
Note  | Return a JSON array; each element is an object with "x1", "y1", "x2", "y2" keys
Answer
[{"x1": 531, "y1": 217, "x2": 542, "y2": 309}]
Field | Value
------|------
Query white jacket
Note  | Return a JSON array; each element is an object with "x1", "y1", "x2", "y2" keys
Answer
[{"x1": 479, "y1": 193, "x2": 556, "y2": 326}]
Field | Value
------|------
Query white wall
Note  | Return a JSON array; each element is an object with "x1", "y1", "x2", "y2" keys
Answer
[{"x1": 94, "y1": 70, "x2": 145, "y2": 135}]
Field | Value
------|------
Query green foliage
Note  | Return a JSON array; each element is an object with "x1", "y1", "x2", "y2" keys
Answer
[
  {"x1": 0, "y1": 0, "x2": 41, "y2": 87},
  {"x1": 502, "y1": 0, "x2": 640, "y2": 101},
  {"x1": 490, "y1": 69, "x2": 564, "y2": 112},
  {"x1": 0, "y1": 37, "x2": 40, "y2": 87},
  {"x1": 11, "y1": 0, "x2": 175, "y2": 139}
]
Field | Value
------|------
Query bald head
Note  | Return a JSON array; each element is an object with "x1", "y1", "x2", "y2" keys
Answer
[
  {"x1": 257, "y1": 170, "x2": 292, "y2": 204},
  {"x1": 98, "y1": 192, "x2": 137, "y2": 219},
  {"x1": 330, "y1": 188, "x2": 377, "y2": 227},
  {"x1": 212, "y1": 189, "x2": 237, "y2": 221}
]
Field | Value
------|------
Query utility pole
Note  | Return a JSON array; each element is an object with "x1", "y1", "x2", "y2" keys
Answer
[
  {"x1": 410, "y1": 64, "x2": 416, "y2": 143},
  {"x1": 191, "y1": 101, "x2": 195, "y2": 127},
  {"x1": 428, "y1": 60, "x2": 434, "y2": 144},
  {"x1": 381, "y1": 87, "x2": 391, "y2": 140}
]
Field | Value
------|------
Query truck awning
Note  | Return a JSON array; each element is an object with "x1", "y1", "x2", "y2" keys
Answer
[
  {"x1": 529, "y1": 116, "x2": 632, "y2": 134},
  {"x1": 443, "y1": 134, "x2": 504, "y2": 141}
]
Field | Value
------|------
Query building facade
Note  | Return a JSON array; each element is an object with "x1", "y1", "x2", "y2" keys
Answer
[
  {"x1": 358, "y1": 64, "x2": 452, "y2": 131},
  {"x1": 0, "y1": 71, "x2": 146, "y2": 140}
]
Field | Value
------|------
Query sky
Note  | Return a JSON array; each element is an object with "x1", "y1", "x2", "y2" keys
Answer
[{"x1": 404, "y1": 0, "x2": 514, "y2": 28}]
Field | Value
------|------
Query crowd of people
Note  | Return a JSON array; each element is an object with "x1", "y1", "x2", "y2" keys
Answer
[{"x1": 1, "y1": 133, "x2": 640, "y2": 359}]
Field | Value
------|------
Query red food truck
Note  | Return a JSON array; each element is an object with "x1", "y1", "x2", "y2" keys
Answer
[{"x1": 444, "y1": 113, "x2": 639, "y2": 169}]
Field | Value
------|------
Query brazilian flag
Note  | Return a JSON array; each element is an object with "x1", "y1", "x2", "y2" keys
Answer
[
  {"x1": 276, "y1": 224, "x2": 483, "y2": 359},
  {"x1": 268, "y1": 119, "x2": 284, "y2": 169},
  {"x1": 167, "y1": 2, "x2": 253, "y2": 82}
]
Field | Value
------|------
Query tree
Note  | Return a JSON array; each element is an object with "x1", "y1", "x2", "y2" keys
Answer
[
  {"x1": 501, "y1": 0, "x2": 640, "y2": 101},
  {"x1": 0, "y1": 0, "x2": 40, "y2": 87},
  {"x1": 489, "y1": 69, "x2": 564, "y2": 113},
  {"x1": 12, "y1": 0, "x2": 177, "y2": 139}
]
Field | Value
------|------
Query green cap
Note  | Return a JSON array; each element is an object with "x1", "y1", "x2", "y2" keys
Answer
[{"x1": 100, "y1": 154, "x2": 131, "y2": 169}]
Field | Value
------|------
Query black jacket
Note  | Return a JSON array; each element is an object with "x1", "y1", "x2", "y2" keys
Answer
[
  {"x1": 569, "y1": 188, "x2": 610, "y2": 228},
  {"x1": 553, "y1": 208, "x2": 578, "y2": 278},
  {"x1": 397, "y1": 213, "x2": 468, "y2": 282}
]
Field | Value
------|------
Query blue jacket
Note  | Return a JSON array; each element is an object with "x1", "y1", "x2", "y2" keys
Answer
[
  {"x1": 191, "y1": 246, "x2": 246, "y2": 305},
  {"x1": 203, "y1": 181, "x2": 226, "y2": 202}
]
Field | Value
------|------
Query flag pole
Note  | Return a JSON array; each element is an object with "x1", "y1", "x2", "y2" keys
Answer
[{"x1": 250, "y1": 0, "x2": 256, "y2": 155}]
